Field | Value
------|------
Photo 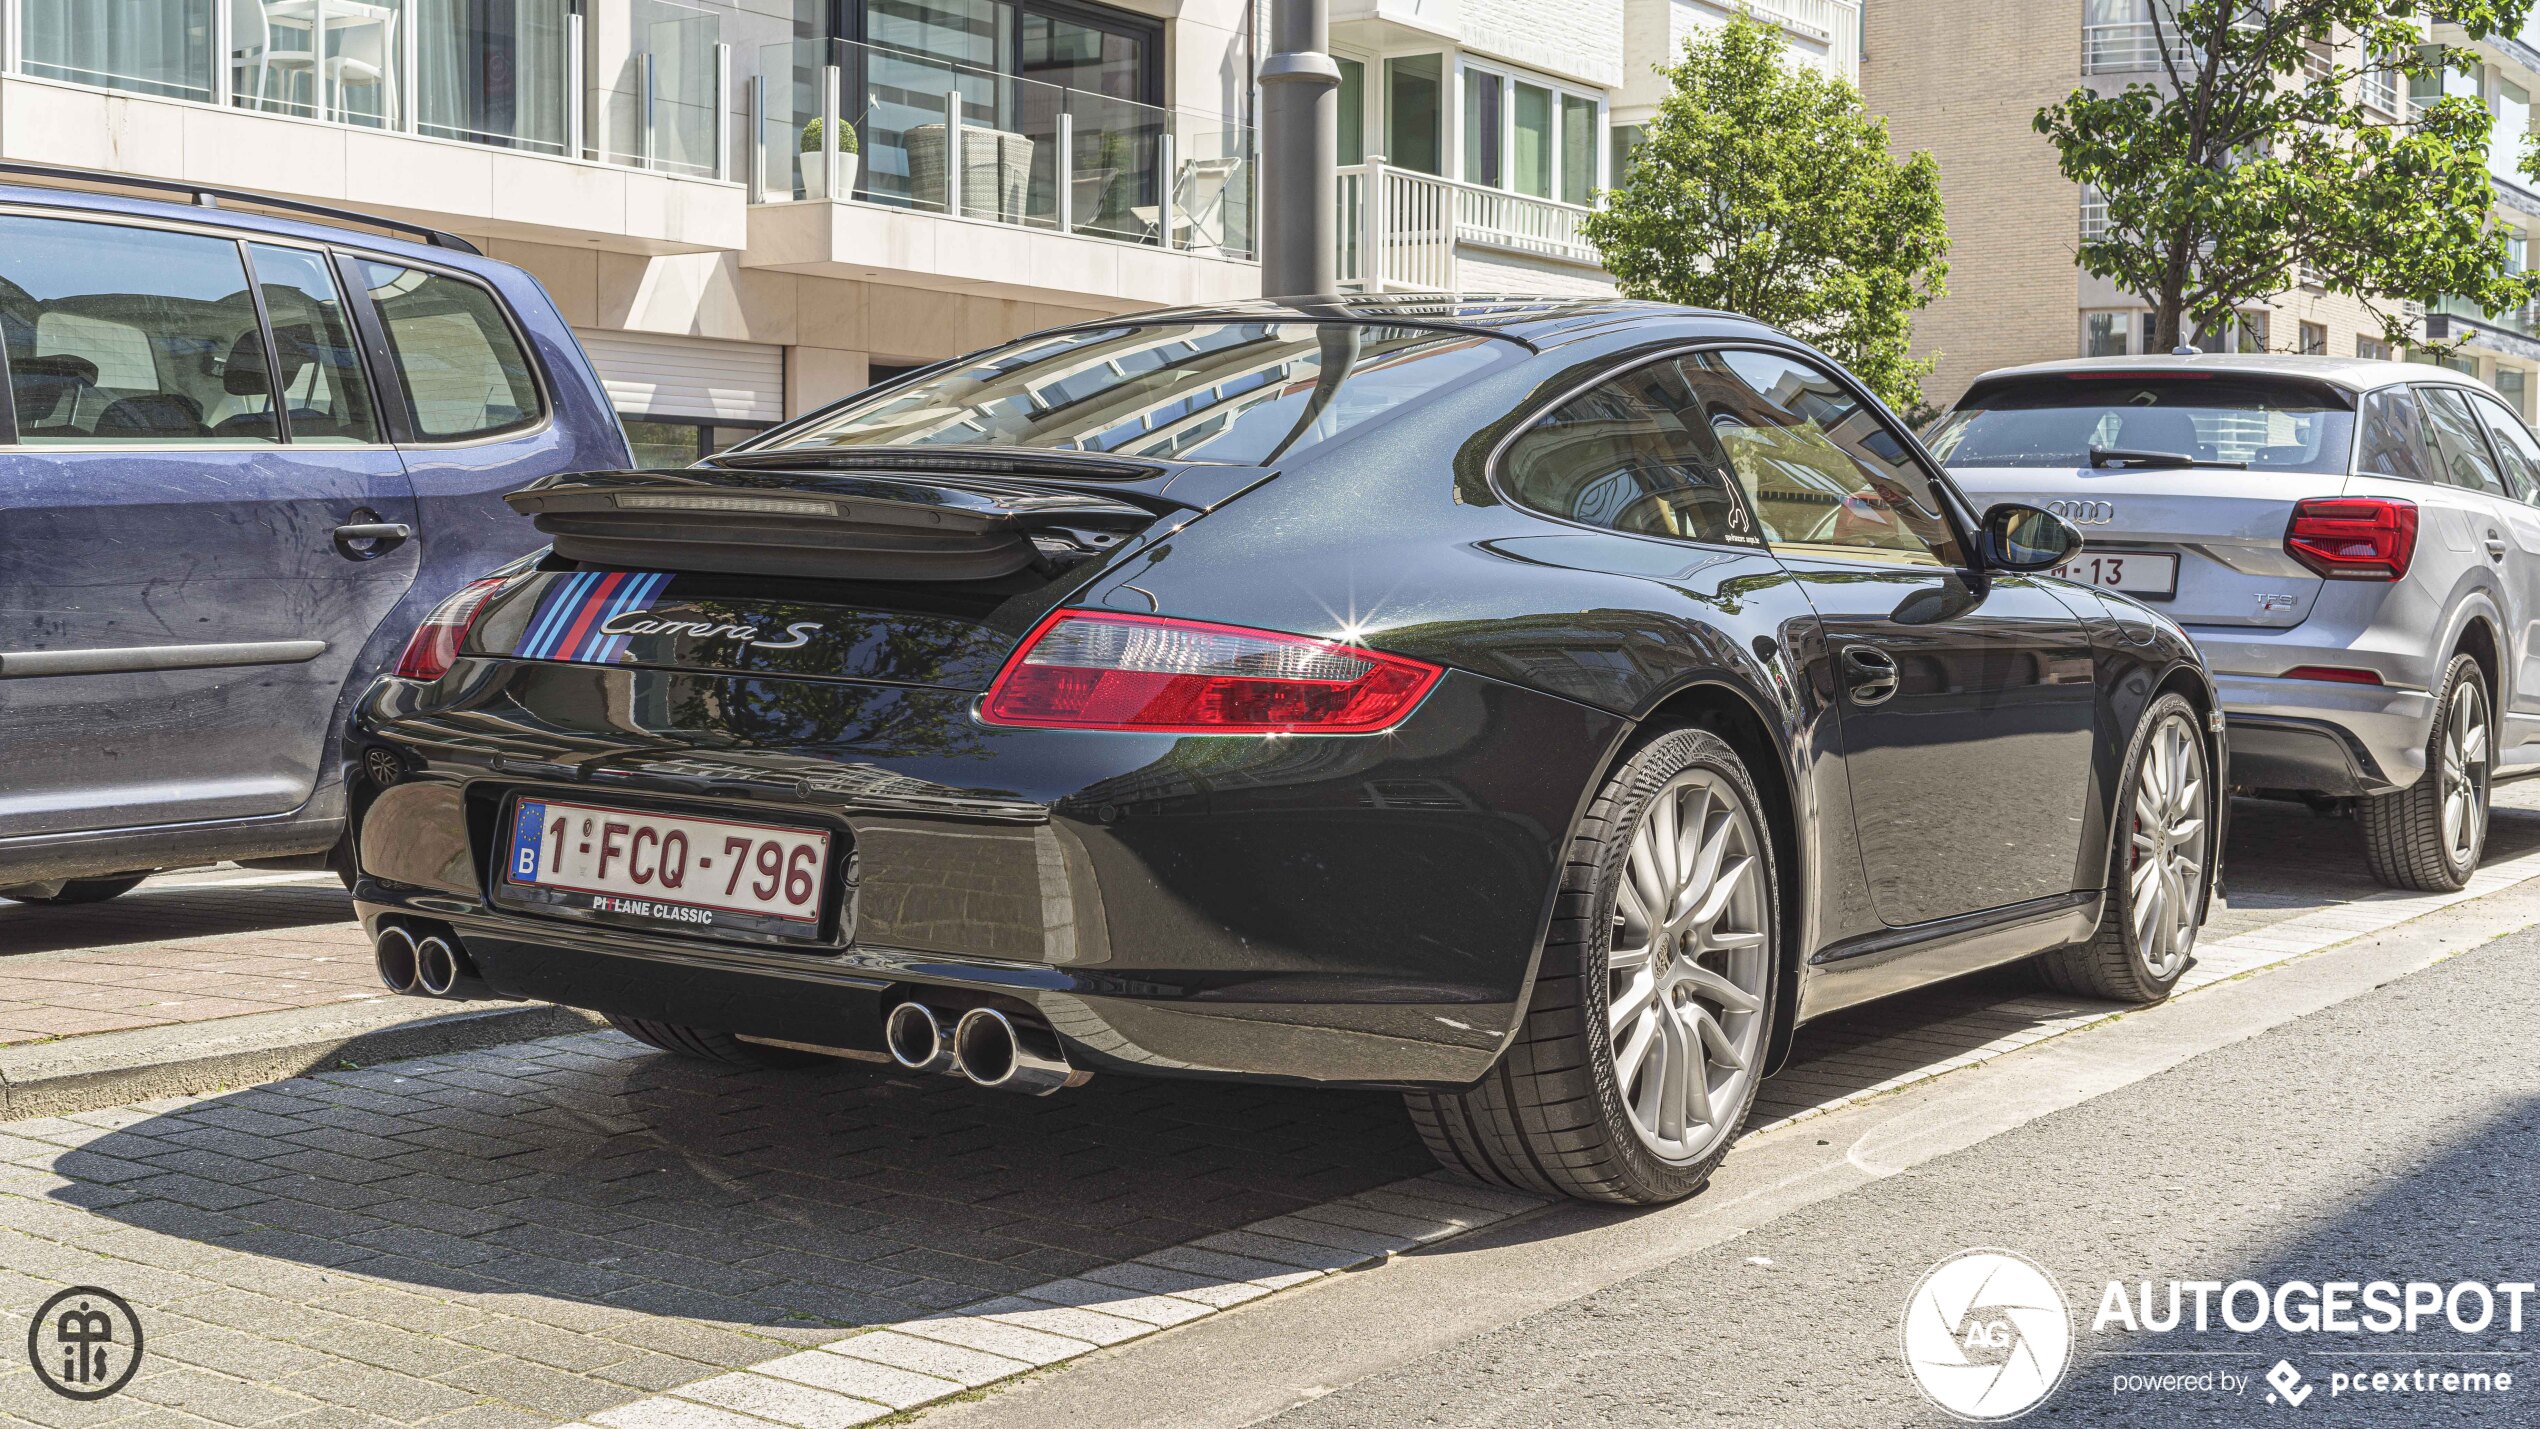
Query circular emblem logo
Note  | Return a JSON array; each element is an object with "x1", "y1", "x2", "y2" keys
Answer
[
  {"x1": 27, "y1": 1286, "x2": 143, "y2": 1401},
  {"x1": 1902, "y1": 1250, "x2": 2070, "y2": 1422}
]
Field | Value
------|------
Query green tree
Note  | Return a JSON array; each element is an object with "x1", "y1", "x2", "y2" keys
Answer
[
  {"x1": 2038, "y1": 0, "x2": 2539, "y2": 354},
  {"x1": 1581, "y1": 11, "x2": 1950, "y2": 415}
]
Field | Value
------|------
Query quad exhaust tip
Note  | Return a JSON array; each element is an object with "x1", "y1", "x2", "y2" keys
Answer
[
  {"x1": 888, "y1": 1001, "x2": 1086, "y2": 1094},
  {"x1": 951, "y1": 1006, "x2": 1084, "y2": 1095},
  {"x1": 414, "y1": 934, "x2": 463, "y2": 997},
  {"x1": 374, "y1": 924, "x2": 420, "y2": 994},
  {"x1": 884, "y1": 1001, "x2": 958, "y2": 1075}
]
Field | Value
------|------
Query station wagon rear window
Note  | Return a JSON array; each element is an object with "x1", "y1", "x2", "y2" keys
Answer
[
  {"x1": 761, "y1": 321, "x2": 1518, "y2": 465},
  {"x1": 1927, "y1": 376, "x2": 2358, "y2": 475}
]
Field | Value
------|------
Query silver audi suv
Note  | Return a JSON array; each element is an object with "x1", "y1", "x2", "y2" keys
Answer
[{"x1": 1931, "y1": 354, "x2": 2540, "y2": 891}]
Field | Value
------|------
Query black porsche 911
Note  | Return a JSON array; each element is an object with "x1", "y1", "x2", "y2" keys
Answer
[{"x1": 350, "y1": 297, "x2": 2224, "y2": 1206}]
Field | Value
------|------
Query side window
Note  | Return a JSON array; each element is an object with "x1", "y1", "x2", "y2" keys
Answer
[
  {"x1": 0, "y1": 214, "x2": 277, "y2": 445},
  {"x1": 2418, "y1": 386, "x2": 2508, "y2": 495},
  {"x1": 358, "y1": 261, "x2": 541, "y2": 441},
  {"x1": 247, "y1": 245, "x2": 380, "y2": 445},
  {"x1": 2357, "y1": 387, "x2": 2433, "y2": 482},
  {"x1": 2469, "y1": 391, "x2": 2540, "y2": 504},
  {"x1": 1499, "y1": 359, "x2": 1756, "y2": 546},
  {"x1": 1685, "y1": 349, "x2": 1967, "y2": 566}
]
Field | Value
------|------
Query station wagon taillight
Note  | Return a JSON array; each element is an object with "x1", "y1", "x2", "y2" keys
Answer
[
  {"x1": 2285, "y1": 497, "x2": 2417, "y2": 581},
  {"x1": 394, "y1": 578, "x2": 511, "y2": 681},
  {"x1": 980, "y1": 611, "x2": 1443, "y2": 734}
]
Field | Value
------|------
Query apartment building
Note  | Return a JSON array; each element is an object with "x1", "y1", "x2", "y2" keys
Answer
[
  {"x1": 0, "y1": 1, "x2": 1851, "y2": 453},
  {"x1": 2422, "y1": 16, "x2": 2540, "y2": 417},
  {"x1": 1864, "y1": 0, "x2": 2437, "y2": 412}
]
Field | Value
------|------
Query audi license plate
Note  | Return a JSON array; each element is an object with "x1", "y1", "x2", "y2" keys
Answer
[
  {"x1": 2049, "y1": 551, "x2": 2178, "y2": 597},
  {"x1": 500, "y1": 798, "x2": 830, "y2": 940}
]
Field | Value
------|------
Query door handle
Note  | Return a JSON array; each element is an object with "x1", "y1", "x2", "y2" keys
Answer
[
  {"x1": 1841, "y1": 645, "x2": 1899, "y2": 706},
  {"x1": 2487, "y1": 531, "x2": 2510, "y2": 561},
  {"x1": 333, "y1": 518, "x2": 413, "y2": 561}
]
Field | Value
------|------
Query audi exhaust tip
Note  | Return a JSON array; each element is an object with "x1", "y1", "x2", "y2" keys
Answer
[
  {"x1": 884, "y1": 1002, "x2": 958, "y2": 1075},
  {"x1": 950, "y1": 1008, "x2": 1086, "y2": 1095}
]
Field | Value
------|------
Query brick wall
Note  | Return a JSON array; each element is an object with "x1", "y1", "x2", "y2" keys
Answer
[{"x1": 1863, "y1": 0, "x2": 2087, "y2": 408}]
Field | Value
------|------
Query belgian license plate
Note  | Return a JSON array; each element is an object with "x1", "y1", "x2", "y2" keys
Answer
[
  {"x1": 502, "y1": 798, "x2": 829, "y2": 933},
  {"x1": 2050, "y1": 551, "x2": 2178, "y2": 597}
]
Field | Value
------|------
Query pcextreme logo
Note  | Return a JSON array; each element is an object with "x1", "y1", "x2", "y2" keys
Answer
[{"x1": 1903, "y1": 1250, "x2": 2074, "y2": 1421}]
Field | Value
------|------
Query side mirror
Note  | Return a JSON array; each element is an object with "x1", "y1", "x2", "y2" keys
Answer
[{"x1": 1982, "y1": 503, "x2": 2083, "y2": 573}]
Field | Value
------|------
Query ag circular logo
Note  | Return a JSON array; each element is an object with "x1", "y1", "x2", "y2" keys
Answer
[
  {"x1": 1903, "y1": 1250, "x2": 2071, "y2": 1421},
  {"x1": 27, "y1": 1286, "x2": 143, "y2": 1401}
]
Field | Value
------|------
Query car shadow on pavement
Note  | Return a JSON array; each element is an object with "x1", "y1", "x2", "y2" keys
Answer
[
  {"x1": 40, "y1": 1032, "x2": 1444, "y2": 1341},
  {"x1": 0, "y1": 882, "x2": 353, "y2": 959}
]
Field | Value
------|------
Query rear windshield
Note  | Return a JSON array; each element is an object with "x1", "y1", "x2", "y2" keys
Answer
[
  {"x1": 1926, "y1": 376, "x2": 2358, "y2": 475},
  {"x1": 758, "y1": 321, "x2": 1517, "y2": 465}
]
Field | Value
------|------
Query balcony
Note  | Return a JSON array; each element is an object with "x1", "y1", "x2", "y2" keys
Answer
[
  {"x1": 740, "y1": 37, "x2": 1259, "y2": 309},
  {"x1": 1336, "y1": 160, "x2": 1606, "y2": 294},
  {"x1": 2083, "y1": 21, "x2": 2196, "y2": 75},
  {"x1": 0, "y1": 0, "x2": 741, "y2": 252}
]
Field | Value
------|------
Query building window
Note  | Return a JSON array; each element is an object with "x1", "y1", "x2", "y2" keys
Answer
[
  {"x1": 2359, "y1": 335, "x2": 2394, "y2": 361},
  {"x1": 1337, "y1": 56, "x2": 1366, "y2": 166},
  {"x1": 2081, "y1": 186, "x2": 2108, "y2": 242},
  {"x1": 1610, "y1": 124, "x2": 1648, "y2": 187},
  {"x1": 2499, "y1": 367, "x2": 2531, "y2": 420},
  {"x1": 1386, "y1": 54, "x2": 1445, "y2": 175},
  {"x1": 1458, "y1": 60, "x2": 1602, "y2": 204},
  {"x1": 2299, "y1": 321, "x2": 2328, "y2": 355},
  {"x1": 623, "y1": 417, "x2": 770, "y2": 469},
  {"x1": 844, "y1": 0, "x2": 1165, "y2": 236},
  {"x1": 2084, "y1": 311, "x2": 2130, "y2": 357}
]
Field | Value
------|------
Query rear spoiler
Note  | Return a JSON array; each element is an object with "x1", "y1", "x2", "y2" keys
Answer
[{"x1": 505, "y1": 462, "x2": 1258, "y2": 583}]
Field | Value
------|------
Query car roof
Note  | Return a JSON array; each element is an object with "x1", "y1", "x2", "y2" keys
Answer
[
  {"x1": 1104, "y1": 294, "x2": 1750, "y2": 348},
  {"x1": 0, "y1": 177, "x2": 488, "y2": 268},
  {"x1": 1963, "y1": 352, "x2": 2495, "y2": 398}
]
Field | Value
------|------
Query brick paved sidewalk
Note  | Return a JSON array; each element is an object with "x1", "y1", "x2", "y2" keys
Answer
[
  {"x1": 0, "y1": 878, "x2": 381, "y2": 1048},
  {"x1": 0, "y1": 1030, "x2": 1436, "y2": 1429}
]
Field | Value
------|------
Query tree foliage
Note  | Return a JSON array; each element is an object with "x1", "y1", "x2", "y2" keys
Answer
[
  {"x1": 2038, "y1": 0, "x2": 2539, "y2": 353},
  {"x1": 1580, "y1": 12, "x2": 1951, "y2": 415}
]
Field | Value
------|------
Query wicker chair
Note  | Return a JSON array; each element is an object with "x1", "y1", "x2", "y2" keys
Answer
[{"x1": 906, "y1": 123, "x2": 1034, "y2": 222}]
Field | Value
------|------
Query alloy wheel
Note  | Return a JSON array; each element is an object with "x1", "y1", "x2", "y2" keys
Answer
[
  {"x1": 1608, "y1": 770, "x2": 1770, "y2": 1162},
  {"x1": 2128, "y1": 714, "x2": 2208, "y2": 980},
  {"x1": 2440, "y1": 678, "x2": 2492, "y2": 866}
]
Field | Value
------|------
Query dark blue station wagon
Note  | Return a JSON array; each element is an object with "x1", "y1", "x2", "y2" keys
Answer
[{"x1": 0, "y1": 168, "x2": 630, "y2": 904}]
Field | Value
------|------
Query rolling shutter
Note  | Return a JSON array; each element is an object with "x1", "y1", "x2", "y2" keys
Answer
[{"x1": 574, "y1": 329, "x2": 785, "y2": 424}]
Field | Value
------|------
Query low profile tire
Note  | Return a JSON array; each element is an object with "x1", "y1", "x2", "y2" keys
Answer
[
  {"x1": 2037, "y1": 693, "x2": 2212, "y2": 1004},
  {"x1": 2360, "y1": 652, "x2": 2491, "y2": 893},
  {"x1": 1407, "y1": 727, "x2": 1780, "y2": 1206},
  {"x1": 602, "y1": 1014, "x2": 834, "y2": 1069},
  {"x1": 6, "y1": 872, "x2": 150, "y2": 905}
]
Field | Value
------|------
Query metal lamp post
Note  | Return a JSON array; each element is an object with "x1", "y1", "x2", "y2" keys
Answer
[{"x1": 1258, "y1": 0, "x2": 1340, "y2": 300}]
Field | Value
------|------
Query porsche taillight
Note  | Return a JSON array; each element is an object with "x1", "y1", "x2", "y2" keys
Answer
[
  {"x1": 979, "y1": 611, "x2": 1443, "y2": 734},
  {"x1": 2285, "y1": 497, "x2": 2417, "y2": 581},
  {"x1": 393, "y1": 578, "x2": 511, "y2": 681}
]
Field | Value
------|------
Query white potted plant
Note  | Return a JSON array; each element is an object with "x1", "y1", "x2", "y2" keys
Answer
[{"x1": 798, "y1": 117, "x2": 859, "y2": 200}]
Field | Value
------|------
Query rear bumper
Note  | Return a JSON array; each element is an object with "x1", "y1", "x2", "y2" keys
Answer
[
  {"x1": 348, "y1": 658, "x2": 1623, "y2": 1089},
  {"x1": 2213, "y1": 672, "x2": 2433, "y2": 795}
]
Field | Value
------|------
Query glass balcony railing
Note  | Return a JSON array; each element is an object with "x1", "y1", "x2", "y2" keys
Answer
[
  {"x1": 755, "y1": 37, "x2": 1254, "y2": 261},
  {"x1": 596, "y1": 0, "x2": 723, "y2": 179},
  {"x1": 2436, "y1": 292, "x2": 2540, "y2": 339},
  {"x1": 7, "y1": 0, "x2": 723, "y2": 178}
]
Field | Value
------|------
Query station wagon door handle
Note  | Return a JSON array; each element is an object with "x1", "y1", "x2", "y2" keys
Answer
[
  {"x1": 1841, "y1": 646, "x2": 1899, "y2": 706},
  {"x1": 333, "y1": 521, "x2": 413, "y2": 560}
]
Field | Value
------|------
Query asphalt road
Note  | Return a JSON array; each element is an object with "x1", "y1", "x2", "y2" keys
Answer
[{"x1": 1258, "y1": 921, "x2": 2540, "y2": 1427}]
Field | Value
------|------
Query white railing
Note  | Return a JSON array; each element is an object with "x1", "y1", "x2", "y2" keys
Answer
[
  {"x1": 2084, "y1": 21, "x2": 2193, "y2": 74},
  {"x1": 1338, "y1": 159, "x2": 1600, "y2": 292}
]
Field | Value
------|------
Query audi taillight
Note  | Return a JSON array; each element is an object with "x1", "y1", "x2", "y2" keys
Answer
[
  {"x1": 393, "y1": 578, "x2": 511, "y2": 681},
  {"x1": 2285, "y1": 497, "x2": 2417, "y2": 581},
  {"x1": 980, "y1": 611, "x2": 1443, "y2": 734}
]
